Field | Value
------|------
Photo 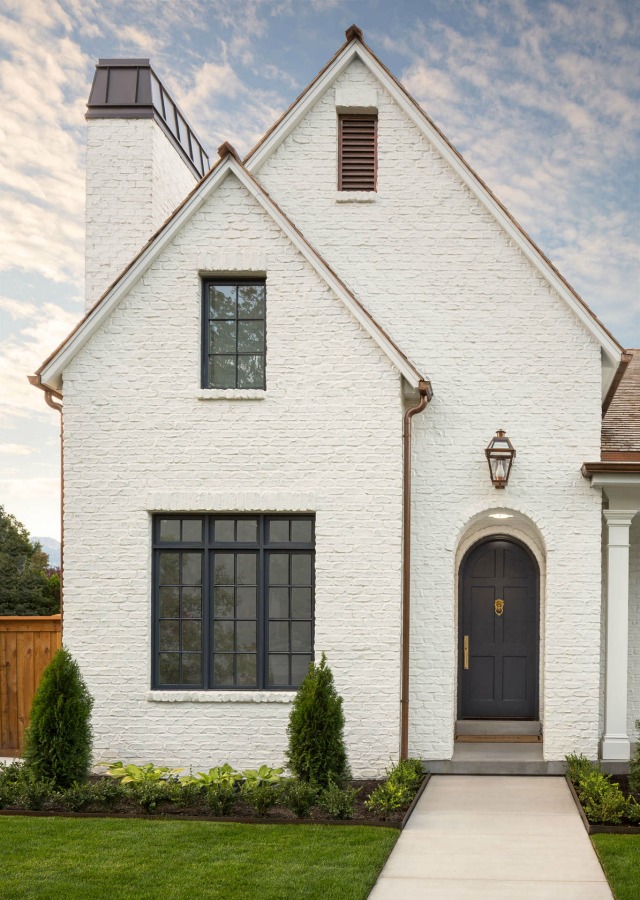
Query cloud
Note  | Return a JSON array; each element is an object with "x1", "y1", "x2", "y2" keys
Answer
[{"x1": 0, "y1": 443, "x2": 34, "y2": 455}]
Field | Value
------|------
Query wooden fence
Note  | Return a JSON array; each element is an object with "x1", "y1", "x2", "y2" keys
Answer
[{"x1": 0, "y1": 616, "x2": 62, "y2": 755}]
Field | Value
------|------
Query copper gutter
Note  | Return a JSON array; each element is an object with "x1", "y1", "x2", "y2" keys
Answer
[
  {"x1": 28, "y1": 376, "x2": 64, "y2": 630},
  {"x1": 401, "y1": 379, "x2": 432, "y2": 759}
]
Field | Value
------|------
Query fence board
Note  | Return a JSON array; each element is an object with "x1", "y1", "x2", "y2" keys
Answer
[{"x1": 0, "y1": 616, "x2": 62, "y2": 754}]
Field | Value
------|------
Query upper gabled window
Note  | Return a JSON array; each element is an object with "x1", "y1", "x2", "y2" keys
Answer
[
  {"x1": 338, "y1": 115, "x2": 377, "y2": 191},
  {"x1": 203, "y1": 279, "x2": 266, "y2": 389}
]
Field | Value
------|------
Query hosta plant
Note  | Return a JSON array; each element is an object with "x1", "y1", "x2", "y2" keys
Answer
[
  {"x1": 104, "y1": 762, "x2": 183, "y2": 784},
  {"x1": 183, "y1": 764, "x2": 242, "y2": 788},
  {"x1": 242, "y1": 765, "x2": 284, "y2": 787}
]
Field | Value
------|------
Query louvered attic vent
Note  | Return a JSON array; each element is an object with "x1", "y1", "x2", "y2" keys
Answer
[{"x1": 338, "y1": 115, "x2": 377, "y2": 191}]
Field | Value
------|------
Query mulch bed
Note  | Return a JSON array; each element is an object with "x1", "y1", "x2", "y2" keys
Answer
[
  {"x1": 566, "y1": 774, "x2": 640, "y2": 835},
  {"x1": 0, "y1": 775, "x2": 430, "y2": 830}
]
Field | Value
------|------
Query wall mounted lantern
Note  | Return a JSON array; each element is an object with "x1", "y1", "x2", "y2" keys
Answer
[{"x1": 485, "y1": 429, "x2": 516, "y2": 488}]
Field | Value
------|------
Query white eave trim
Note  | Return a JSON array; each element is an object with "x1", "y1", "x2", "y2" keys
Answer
[
  {"x1": 245, "y1": 40, "x2": 622, "y2": 371},
  {"x1": 589, "y1": 472, "x2": 640, "y2": 488},
  {"x1": 39, "y1": 155, "x2": 425, "y2": 391}
]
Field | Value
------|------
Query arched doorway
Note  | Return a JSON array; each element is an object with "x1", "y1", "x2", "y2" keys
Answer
[{"x1": 458, "y1": 537, "x2": 539, "y2": 719}]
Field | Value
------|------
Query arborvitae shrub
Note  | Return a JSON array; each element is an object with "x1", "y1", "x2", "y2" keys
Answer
[
  {"x1": 286, "y1": 653, "x2": 349, "y2": 788},
  {"x1": 629, "y1": 719, "x2": 640, "y2": 795},
  {"x1": 23, "y1": 647, "x2": 93, "y2": 789}
]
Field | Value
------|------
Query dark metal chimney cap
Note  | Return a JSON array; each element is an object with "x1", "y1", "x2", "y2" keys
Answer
[{"x1": 86, "y1": 59, "x2": 210, "y2": 179}]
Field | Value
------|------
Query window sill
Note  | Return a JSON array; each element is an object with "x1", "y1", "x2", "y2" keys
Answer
[
  {"x1": 335, "y1": 191, "x2": 377, "y2": 203},
  {"x1": 196, "y1": 389, "x2": 266, "y2": 401},
  {"x1": 146, "y1": 690, "x2": 296, "y2": 703}
]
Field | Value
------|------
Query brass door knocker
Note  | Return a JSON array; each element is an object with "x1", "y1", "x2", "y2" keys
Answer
[{"x1": 495, "y1": 598, "x2": 504, "y2": 616}]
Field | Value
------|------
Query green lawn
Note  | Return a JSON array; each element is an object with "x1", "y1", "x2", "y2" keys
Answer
[
  {"x1": 591, "y1": 835, "x2": 640, "y2": 900},
  {"x1": 0, "y1": 816, "x2": 398, "y2": 899}
]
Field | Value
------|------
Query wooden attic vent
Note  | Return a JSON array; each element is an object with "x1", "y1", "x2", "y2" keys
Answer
[{"x1": 338, "y1": 115, "x2": 377, "y2": 191}]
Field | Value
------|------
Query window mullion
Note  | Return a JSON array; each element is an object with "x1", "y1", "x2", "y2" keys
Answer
[
  {"x1": 203, "y1": 516, "x2": 211, "y2": 688},
  {"x1": 259, "y1": 518, "x2": 266, "y2": 689}
]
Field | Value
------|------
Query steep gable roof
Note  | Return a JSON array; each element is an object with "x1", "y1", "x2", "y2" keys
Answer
[
  {"x1": 244, "y1": 26, "x2": 624, "y2": 380},
  {"x1": 602, "y1": 349, "x2": 640, "y2": 456},
  {"x1": 35, "y1": 146, "x2": 429, "y2": 394}
]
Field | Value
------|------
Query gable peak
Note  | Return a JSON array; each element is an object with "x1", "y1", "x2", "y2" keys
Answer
[
  {"x1": 345, "y1": 24, "x2": 364, "y2": 42},
  {"x1": 218, "y1": 141, "x2": 240, "y2": 161}
]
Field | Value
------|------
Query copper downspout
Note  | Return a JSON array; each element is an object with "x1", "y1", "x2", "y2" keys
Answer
[
  {"x1": 28, "y1": 377, "x2": 64, "y2": 631},
  {"x1": 401, "y1": 380, "x2": 431, "y2": 759}
]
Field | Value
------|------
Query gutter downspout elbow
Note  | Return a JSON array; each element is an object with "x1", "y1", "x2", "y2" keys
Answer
[{"x1": 401, "y1": 379, "x2": 431, "y2": 760}]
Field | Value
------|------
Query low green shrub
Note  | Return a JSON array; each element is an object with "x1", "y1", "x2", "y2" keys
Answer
[
  {"x1": 14, "y1": 768, "x2": 55, "y2": 811},
  {"x1": 205, "y1": 783, "x2": 237, "y2": 816},
  {"x1": 565, "y1": 753, "x2": 598, "y2": 785},
  {"x1": 577, "y1": 771, "x2": 627, "y2": 825},
  {"x1": 365, "y1": 780, "x2": 413, "y2": 818},
  {"x1": 60, "y1": 782, "x2": 95, "y2": 812},
  {"x1": 241, "y1": 782, "x2": 280, "y2": 816},
  {"x1": 281, "y1": 779, "x2": 318, "y2": 817},
  {"x1": 629, "y1": 719, "x2": 640, "y2": 795},
  {"x1": 626, "y1": 795, "x2": 640, "y2": 824},
  {"x1": 318, "y1": 781, "x2": 359, "y2": 819},
  {"x1": 0, "y1": 762, "x2": 22, "y2": 809},
  {"x1": 89, "y1": 778, "x2": 124, "y2": 809},
  {"x1": 173, "y1": 780, "x2": 204, "y2": 808},
  {"x1": 129, "y1": 780, "x2": 175, "y2": 813}
]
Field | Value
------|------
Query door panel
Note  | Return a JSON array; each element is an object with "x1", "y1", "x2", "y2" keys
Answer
[{"x1": 459, "y1": 539, "x2": 538, "y2": 719}]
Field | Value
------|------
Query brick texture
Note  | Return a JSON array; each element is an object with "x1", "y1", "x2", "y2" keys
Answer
[
  {"x1": 256, "y1": 59, "x2": 604, "y2": 760},
  {"x1": 64, "y1": 174, "x2": 404, "y2": 776}
]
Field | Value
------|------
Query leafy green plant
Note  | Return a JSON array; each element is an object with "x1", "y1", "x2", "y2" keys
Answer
[
  {"x1": 242, "y1": 765, "x2": 284, "y2": 787},
  {"x1": 205, "y1": 783, "x2": 237, "y2": 816},
  {"x1": 365, "y1": 780, "x2": 413, "y2": 818},
  {"x1": 14, "y1": 768, "x2": 55, "y2": 811},
  {"x1": 281, "y1": 779, "x2": 318, "y2": 817},
  {"x1": 60, "y1": 782, "x2": 95, "y2": 812},
  {"x1": 130, "y1": 781, "x2": 174, "y2": 813},
  {"x1": 626, "y1": 795, "x2": 640, "y2": 824},
  {"x1": 89, "y1": 778, "x2": 124, "y2": 810},
  {"x1": 565, "y1": 753, "x2": 598, "y2": 785},
  {"x1": 286, "y1": 653, "x2": 349, "y2": 788},
  {"x1": 104, "y1": 762, "x2": 183, "y2": 784},
  {"x1": 241, "y1": 782, "x2": 280, "y2": 816},
  {"x1": 387, "y1": 758, "x2": 423, "y2": 791},
  {"x1": 0, "y1": 762, "x2": 22, "y2": 810},
  {"x1": 173, "y1": 780, "x2": 204, "y2": 808},
  {"x1": 629, "y1": 719, "x2": 640, "y2": 795},
  {"x1": 183, "y1": 764, "x2": 241, "y2": 788},
  {"x1": 318, "y1": 781, "x2": 359, "y2": 820},
  {"x1": 577, "y1": 771, "x2": 627, "y2": 825},
  {"x1": 22, "y1": 647, "x2": 93, "y2": 790}
]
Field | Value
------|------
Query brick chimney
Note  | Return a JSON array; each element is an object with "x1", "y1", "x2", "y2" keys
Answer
[{"x1": 84, "y1": 59, "x2": 210, "y2": 310}]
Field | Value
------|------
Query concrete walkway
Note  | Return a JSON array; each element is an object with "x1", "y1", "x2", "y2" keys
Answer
[{"x1": 370, "y1": 776, "x2": 612, "y2": 899}]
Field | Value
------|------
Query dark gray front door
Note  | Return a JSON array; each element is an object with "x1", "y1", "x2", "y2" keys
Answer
[{"x1": 459, "y1": 538, "x2": 538, "y2": 719}]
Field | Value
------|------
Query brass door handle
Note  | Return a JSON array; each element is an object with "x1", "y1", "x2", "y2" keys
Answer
[{"x1": 464, "y1": 635, "x2": 469, "y2": 670}]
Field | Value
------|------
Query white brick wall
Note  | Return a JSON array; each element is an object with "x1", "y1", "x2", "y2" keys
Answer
[
  {"x1": 85, "y1": 119, "x2": 196, "y2": 311},
  {"x1": 256, "y1": 59, "x2": 604, "y2": 760},
  {"x1": 64, "y1": 173, "x2": 405, "y2": 776}
]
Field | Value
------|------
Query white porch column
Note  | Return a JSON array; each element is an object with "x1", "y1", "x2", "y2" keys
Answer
[{"x1": 602, "y1": 509, "x2": 634, "y2": 760}]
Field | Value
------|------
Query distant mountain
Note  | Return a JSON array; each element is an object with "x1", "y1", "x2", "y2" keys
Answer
[{"x1": 32, "y1": 536, "x2": 61, "y2": 568}]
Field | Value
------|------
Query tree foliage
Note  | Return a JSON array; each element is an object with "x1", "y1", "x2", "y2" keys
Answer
[
  {"x1": 23, "y1": 647, "x2": 94, "y2": 789},
  {"x1": 0, "y1": 505, "x2": 60, "y2": 615},
  {"x1": 286, "y1": 653, "x2": 349, "y2": 788}
]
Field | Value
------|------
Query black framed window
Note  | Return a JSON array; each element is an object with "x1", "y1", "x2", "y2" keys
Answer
[
  {"x1": 152, "y1": 514, "x2": 314, "y2": 689},
  {"x1": 203, "y1": 279, "x2": 266, "y2": 389}
]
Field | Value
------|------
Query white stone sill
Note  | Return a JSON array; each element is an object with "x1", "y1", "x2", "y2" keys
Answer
[
  {"x1": 196, "y1": 389, "x2": 266, "y2": 401},
  {"x1": 146, "y1": 691, "x2": 295, "y2": 703},
  {"x1": 335, "y1": 191, "x2": 377, "y2": 203}
]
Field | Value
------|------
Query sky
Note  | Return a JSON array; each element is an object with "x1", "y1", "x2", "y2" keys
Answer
[{"x1": 0, "y1": 0, "x2": 638, "y2": 541}]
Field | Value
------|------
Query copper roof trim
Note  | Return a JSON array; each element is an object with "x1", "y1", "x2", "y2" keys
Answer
[{"x1": 582, "y1": 460, "x2": 640, "y2": 476}]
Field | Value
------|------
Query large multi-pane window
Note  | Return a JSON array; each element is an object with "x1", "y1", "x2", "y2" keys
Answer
[
  {"x1": 152, "y1": 515, "x2": 314, "y2": 689},
  {"x1": 203, "y1": 279, "x2": 266, "y2": 389}
]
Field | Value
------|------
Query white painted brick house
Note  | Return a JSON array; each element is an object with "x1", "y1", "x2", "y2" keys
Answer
[{"x1": 32, "y1": 27, "x2": 640, "y2": 776}]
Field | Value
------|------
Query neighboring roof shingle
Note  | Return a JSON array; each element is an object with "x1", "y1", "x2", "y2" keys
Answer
[{"x1": 602, "y1": 349, "x2": 640, "y2": 454}]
